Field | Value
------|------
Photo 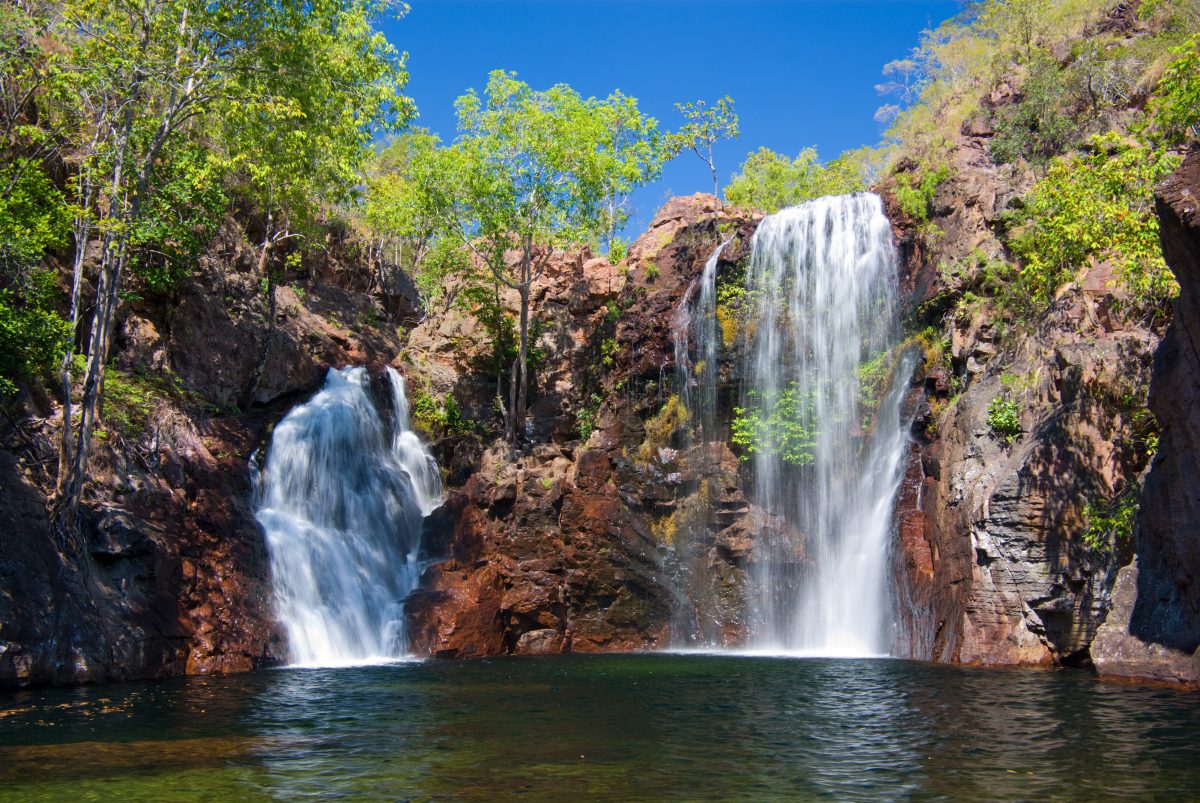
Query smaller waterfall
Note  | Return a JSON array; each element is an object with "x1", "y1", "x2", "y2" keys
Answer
[
  {"x1": 670, "y1": 241, "x2": 730, "y2": 645},
  {"x1": 674, "y1": 240, "x2": 729, "y2": 445},
  {"x1": 256, "y1": 366, "x2": 442, "y2": 666}
]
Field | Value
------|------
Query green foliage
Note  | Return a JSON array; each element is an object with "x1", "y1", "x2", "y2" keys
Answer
[
  {"x1": 1082, "y1": 492, "x2": 1138, "y2": 553},
  {"x1": 416, "y1": 236, "x2": 471, "y2": 310},
  {"x1": 714, "y1": 261, "x2": 753, "y2": 348},
  {"x1": 989, "y1": 49, "x2": 1076, "y2": 165},
  {"x1": 732, "y1": 383, "x2": 817, "y2": 466},
  {"x1": 101, "y1": 366, "x2": 205, "y2": 437},
  {"x1": 637, "y1": 394, "x2": 689, "y2": 463},
  {"x1": 908, "y1": 326, "x2": 953, "y2": 373},
  {"x1": 128, "y1": 144, "x2": 227, "y2": 293},
  {"x1": 0, "y1": 268, "x2": 71, "y2": 397},
  {"x1": 410, "y1": 390, "x2": 471, "y2": 439},
  {"x1": 606, "y1": 237, "x2": 629, "y2": 263},
  {"x1": 875, "y1": 0, "x2": 1116, "y2": 169},
  {"x1": 1145, "y1": 34, "x2": 1200, "y2": 147},
  {"x1": 893, "y1": 164, "x2": 951, "y2": 223},
  {"x1": 0, "y1": 160, "x2": 69, "y2": 272},
  {"x1": 605, "y1": 299, "x2": 620, "y2": 323},
  {"x1": 724, "y1": 146, "x2": 865, "y2": 212},
  {"x1": 1007, "y1": 135, "x2": 1181, "y2": 311},
  {"x1": 857, "y1": 351, "x2": 895, "y2": 411},
  {"x1": 362, "y1": 129, "x2": 471, "y2": 311},
  {"x1": 642, "y1": 261, "x2": 660, "y2": 281},
  {"x1": 443, "y1": 70, "x2": 671, "y2": 251},
  {"x1": 576, "y1": 392, "x2": 602, "y2": 441},
  {"x1": 986, "y1": 396, "x2": 1022, "y2": 443},
  {"x1": 219, "y1": 0, "x2": 413, "y2": 230},
  {"x1": 669, "y1": 96, "x2": 739, "y2": 195},
  {"x1": 600, "y1": 337, "x2": 618, "y2": 366}
]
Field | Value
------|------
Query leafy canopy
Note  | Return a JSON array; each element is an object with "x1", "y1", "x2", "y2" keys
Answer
[
  {"x1": 436, "y1": 69, "x2": 670, "y2": 261},
  {"x1": 724, "y1": 147, "x2": 866, "y2": 213},
  {"x1": 1007, "y1": 134, "x2": 1181, "y2": 312}
]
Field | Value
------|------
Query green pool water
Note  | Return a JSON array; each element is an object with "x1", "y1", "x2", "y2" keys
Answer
[{"x1": 1, "y1": 654, "x2": 1198, "y2": 801}]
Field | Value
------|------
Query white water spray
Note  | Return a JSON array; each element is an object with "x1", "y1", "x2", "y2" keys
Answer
[
  {"x1": 743, "y1": 193, "x2": 910, "y2": 656},
  {"x1": 255, "y1": 366, "x2": 442, "y2": 666}
]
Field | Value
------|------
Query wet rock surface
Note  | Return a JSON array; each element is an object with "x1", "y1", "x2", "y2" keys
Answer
[
  {"x1": 0, "y1": 219, "x2": 408, "y2": 688},
  {"x1": 405, "y1": 195, "x2": 761, "y2": 657}
]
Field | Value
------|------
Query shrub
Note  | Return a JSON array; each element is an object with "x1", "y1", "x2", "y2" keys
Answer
[
  {"x1": 1082, "y1": 492, "x2": 1138, "y2": 553},
  {"x1": 577, "y1": 392, "x2": 602, "y2": 441},
  {"x1": 600, "y1": 337, "x2": 618, "y2": 367},
  {"x1": 1145, "y1": 34, "x2": 1200, "y2": 147},
  {"x1": 0, "y1": 269, "x2": 70, "y2": 398},
  {"x1": 607, "y1": 237, "x2": 629, "y2": 263},
  {"x1": 989, "y1": 49, "x2": 1075, "y2": 165},
  {"x1": 893, "y1": 164, "x2": 951, "y2": 223},
  {"x1": 986, "y1": 396, "x2": 1022, "y2": 443},
  {"x1": 643, "y1": 261, "x2": 660, "y2": 281},
  {"x1": 127, "y1": 144, "x2": 227, "y2": 294},
  {"x1": 1007, "y1": 135, "x2": 1181, "y2": 312},
  {"x1": 731, "y1": 382, "x2": 817, "y2": 466},
  {"x1": 410, "y1": 390, "x2": 471, "y2": 439},
  {"x1": 0, "y1": 159, "x2": 69, "y2": 273}
]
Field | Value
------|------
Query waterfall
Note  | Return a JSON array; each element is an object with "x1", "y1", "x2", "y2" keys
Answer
[
  {"x1": 670, "y1": 241, "x2": 730, "y2": 644},
  {"x1": 675, "y1": 241, "x2": 728, "y2": 445},
  {"x1": 255, "y1": 366, "x2": 442, "y2": 666},
  {"x1": 742, "y1": 193, "x2": 910, "y2": 656}
]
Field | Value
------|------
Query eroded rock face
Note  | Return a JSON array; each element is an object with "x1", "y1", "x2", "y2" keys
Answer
[
  {"x1": 405, "y1": 195, "x2": 760, "y2": 657},
  {"x1": 885, "y1": 125, "x2": 1158, "y2": 669},
  {"x1": 1093, "y1": 148, "x2": 1200, "y2": 685},
  {"x1": 0, "y1": 217, "x2": 410, "y2": 688}
]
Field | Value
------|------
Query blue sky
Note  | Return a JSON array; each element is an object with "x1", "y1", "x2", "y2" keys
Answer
[{"x1": 380, "y1": 0, "x2": 962, "y2": 236}]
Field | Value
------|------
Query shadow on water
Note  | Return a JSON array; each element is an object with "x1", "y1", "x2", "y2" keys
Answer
[{"x1": 2, "y1": 655, "x2": 1199, "y2": 801}]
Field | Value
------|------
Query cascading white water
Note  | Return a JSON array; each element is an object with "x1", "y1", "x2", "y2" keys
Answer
[
  {"x1": 255, "y1": 366, "x2": 442, "y2": 666},
  {"x1": 675, "y1": 241, "x2": 728, "y2": 445},
  {"x1": 742, "y1": 193, "x2": 910, "y2": 656},
  {"x1": 670, "y1": 241, "x2": 731, "y2": 644}
]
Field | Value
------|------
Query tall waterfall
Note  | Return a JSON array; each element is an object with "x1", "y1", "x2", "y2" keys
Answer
[
  {"x1": 255, "y1": 366, "x2": 442, "y2": 666},
  {"x1": 742, "y1": 193, "x2": 910, "y2": 656}
]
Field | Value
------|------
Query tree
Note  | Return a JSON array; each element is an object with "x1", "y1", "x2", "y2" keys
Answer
[
  {"x1": 724, "y1": 146, "x2": 866, "y2": 213},
  {"x1": 363, "y1": 129, "x2": 453, "y2": 308},
  {"x1": 428, "y1": 70, "x2": 669, "y2": 443},
  {"x1": 48, "y1": 0, "x2": 412, "y2": 528},
  {"x1": 1146, "y1": 33, "x2": 1200, "y2": 147},
  {"x1": 671, "y1": 96, "x2": 739, "y2": 200},
  {"x1": 222, "y1": 0, "x2": 413, "y2": 408},
  {"x1": 593, "y1": 90, "x2": 671, "y2": 254}
]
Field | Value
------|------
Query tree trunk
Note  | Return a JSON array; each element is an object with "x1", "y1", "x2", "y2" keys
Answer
[
  {"x1": 514, "y1": 237, "x2": 532, "y2": 443},
  {"x1": 709, "y1": 141, "x2": 719, "y2": 203},
  {"x1": 240, "y1": 215, "x2": 278, "y2": 410},
  {"x1": 52, "y1": 108, "x2": 132, "y2": 530},
  {"x1": 54, "y1": 171, "x2": 93, "y2": 502}
]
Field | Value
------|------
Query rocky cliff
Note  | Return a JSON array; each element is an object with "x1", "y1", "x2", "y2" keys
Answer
[
  {"x1": 3, "y1": 162, "x2": 1198, "y2": 688},
  {"x1": 402, "y1": 196, "x2": 760, "y2": 656},
  {"x1": 0, "y1": 217, "x2": 411, "y2": 687},
  {"x1": 883, "y1": 122, "x2": 1161, "y2": 669},
  {"x1": 1092, "y1": 148, "x2": 1200, "y2": 686}
]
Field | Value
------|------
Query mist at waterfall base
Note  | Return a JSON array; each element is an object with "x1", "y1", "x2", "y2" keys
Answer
[
  {"x1": 672, "y1": 193, "x2": 910, "y2": 657},
  {"x1": 254, "y1": 366, "x2": 441, "y2": 667}
]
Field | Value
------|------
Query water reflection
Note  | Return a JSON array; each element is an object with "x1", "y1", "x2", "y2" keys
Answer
[{"x1": 1, "y1": 657, "x2": 1198, "y2": 801}]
